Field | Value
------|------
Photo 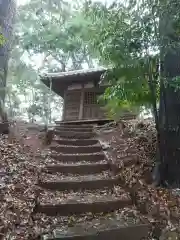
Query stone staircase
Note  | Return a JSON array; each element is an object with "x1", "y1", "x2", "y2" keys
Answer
[{"x1": 35, "y1": 122, "x2": 150, "y2": 239}]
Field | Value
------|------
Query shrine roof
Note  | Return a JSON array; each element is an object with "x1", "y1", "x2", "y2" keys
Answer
[
  {"x1": 40, "y1": 68, "x2": 107, "y2": 97},
  {"x1": 40, "y1": 68, "x2": 106, "y2": 82}
]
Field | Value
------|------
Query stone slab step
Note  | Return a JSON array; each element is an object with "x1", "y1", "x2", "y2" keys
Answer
[
  {"x1": 54, "y1": 139, "x2": 99, "y2": 146},
  {"x1": 55, "y1": 119, "x2": 112, "y2": 125},
  {"x1": 50, "y1": 153, "x2": 105, "y2": 162},
  {"x1": 51, "y1": 145, "x2": 102, "y2": 154},
  {"x1": 37, "y1": 197, "x2": 132, "y2": 216},
  {"x1": 38, "y1": 186, "x2": 127, "y2": 204},
  {"x1": 43, "y1": 224, "x2": 150, "y2": 240},
  {"x1": 44, "y1": 158, "x2": 107, "y2": 166},
  {"x1": 38, "y1": 176, "x2": 120, "y2": 191},
  {"x1": 54, "y1": 130, "x2": 95, "y2": 139},
  {"x1": 55, "y1": 127, "x2": 93, "y2": 132},
  {"x1": 45, "y1": 163, "x2": 109, "y2": 174},
  {"x1": 56, "y1": 123, "x2": 94, "y2": 127}
]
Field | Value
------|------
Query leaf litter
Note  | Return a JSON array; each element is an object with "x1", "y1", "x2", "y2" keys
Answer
[
  {"x1": 96, "y1": 119, "x2": 180, "y2": 238},
  {"x1": 0, "y1": 121, "x2": 51, "y2": 239},
  {"x1": 40, "y1": 171, "x2": 111, "y2": 182},
  {"x1": 38, "y1": 186, "x2": 130, "y2": 205},
  {"x1": 2, "y1": 119, "x2": 180, "y2": 239},
  {"x1": 34, "y1": 207, "x2": 147, "y2": 238}
]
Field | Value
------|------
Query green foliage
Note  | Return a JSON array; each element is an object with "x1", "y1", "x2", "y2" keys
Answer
[
  {"x1": 169, "y1": 76, "x2": 180, "y2": 91},
  {"x1": 101, "y1": 98, "x2": 140, "y2": 120},
  {"x1": 0, "y1": 25, "x2": 5, "y2": 46},
  {"x1": 80, "y1": 0, "x2": 161, "y2": 118},
  {"x1": 17, "y1": 0, "x2": 94, "y2": 71},
  {"x1": 9, "y1": 0, "x2": 180, "y2": 123},
  {"x1": 6, "y1": 0, "x2": 94, "y2": 122},
  {"x1": 0, "y1": 33, "x2": 5, "y2": 46},
  {"x1": 27, "y1": 103, "x2": 43, "y2": 122}
]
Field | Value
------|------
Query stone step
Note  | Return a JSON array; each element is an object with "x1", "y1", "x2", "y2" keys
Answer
[
  {"x1": 54, "y1": 139, "x2": 99, "y2": 146},
  {"x1": 45, "y1": 163, "x2": 109, "y2": 174},
  {"x1": 38, "y1": 176, "x2": 120, "y2": 191},
  {"x1": 54, "y1": 130, "x2": 95, "y2": 139},
  {"x1": 55, "y1": 119, "x2": 112, "y2": 125},
  {"x1": 55, "y1": 121, "x2": 95, "y2": 127},
  {"x1": 38, "y1": 186, "x2": 128, "y2": 204},
  {"x1": 37, "y1": 195, "x2": 132, "y2": 216},
  {"x1": 43, "y1": 223, "x2": 150, "y2": 240},
  {"x1": 51, "y1": 145, "x2": 102, "y2": 154},
  {"x1": 50, "y1": 153, "x2": 105, "y2": 162},
  {"x1": 55, "y1": 126, "x2": 93, "y2": 132},
  {"x1": 44, "y1": 158, "x2": 107, "y2": 166}
]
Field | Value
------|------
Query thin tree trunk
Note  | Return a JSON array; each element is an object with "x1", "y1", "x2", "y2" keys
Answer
[
  {"x1": 147, "y1": 62, "x2": 164, "y2": 186},
  {"x1": 0, "y1": 0, "x2": 16, "y2": 124}
]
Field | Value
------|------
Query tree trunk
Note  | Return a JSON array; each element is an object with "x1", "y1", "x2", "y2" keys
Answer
[
  {"x1": 158, "y1": 2, "x2": 180, "y2": 187},
  {"x1": 159, "y1": 50, "x2": 180, "y2": 187},
  {"x1": 0, "y1": 0, "x2": 16, "y2": 127}
]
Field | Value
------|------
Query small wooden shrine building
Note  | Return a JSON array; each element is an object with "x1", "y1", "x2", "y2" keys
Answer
[{"x1": 40, "y1": 68, "x2": 109, "y2": 122}]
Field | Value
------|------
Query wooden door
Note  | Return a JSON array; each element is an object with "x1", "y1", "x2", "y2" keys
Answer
[
  {"x1": 83, "y1": 91, "x2": 105, "y2": 119},
  {"x1": 64, "y1": 90, "x2": 81, "y2": 120}
]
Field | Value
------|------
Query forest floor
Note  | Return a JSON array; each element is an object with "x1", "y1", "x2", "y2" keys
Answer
[
  {"x1": 96, "y1": 120, "x2": 180, "y2": 239},
  {"x1": 0, "y1": 119, "x2": 180, "y2": 239}
]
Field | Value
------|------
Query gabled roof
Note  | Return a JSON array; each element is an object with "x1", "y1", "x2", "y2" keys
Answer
[
  {"x1": 40, "y1": 68, "x2": 107, "y2": 97},
  {"x1": 40, "y1": 67, "x2": 106, "y2": 82}
]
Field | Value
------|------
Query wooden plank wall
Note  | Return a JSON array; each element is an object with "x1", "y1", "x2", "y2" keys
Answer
[
  {"x1": 63, "y1": 84, "x2": 106, "y2": 121},
  {"x1": 64, "y1": 90, "x2": 81, "y2": 120}
]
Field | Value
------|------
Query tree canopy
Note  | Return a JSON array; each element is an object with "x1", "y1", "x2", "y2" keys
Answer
[
  {"x1": 79, "y1": 1, "x2": 159, "y2": 114},
  {"x1": 6, "y1": 0, "x2": 96, "y2": 123},
  {"x1": 79, "y1": 0, "x2": 180, "y2": 186}
]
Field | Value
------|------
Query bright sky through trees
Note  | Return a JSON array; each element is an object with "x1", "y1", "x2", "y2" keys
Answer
[{"x1": 17, "y1": 0, "x2": 112, "y2": 6}]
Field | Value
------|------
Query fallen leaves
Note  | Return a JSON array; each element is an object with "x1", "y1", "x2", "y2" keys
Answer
[
  {"x1": 40, "y1": 171, "x2": 111, "y2": 182},
  {"x1": 0, "y1": 134, "x2": 39, "y2": 239},
  {"x1": 38, "y1": 186, "x2": 130, "y2": 205},
  {"x1": 96, "y1": 119, "x2": 180, "y2": 238},
  {"x1": 0, "y1": 120, "x2": 52, "y2": 239},
  {"x1": 34, "y1": 206, "x2": 146, "y2": 238},
  {"x1": 2, "y1": 118, "x2": 178, "y2": 239}
]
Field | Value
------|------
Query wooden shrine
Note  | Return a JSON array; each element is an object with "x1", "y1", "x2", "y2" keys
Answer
[{"x1": 40, "y1": 68, "x2": 109, "y2": 121}]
